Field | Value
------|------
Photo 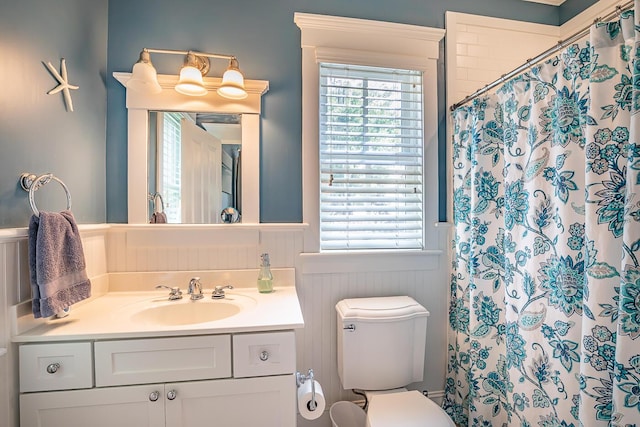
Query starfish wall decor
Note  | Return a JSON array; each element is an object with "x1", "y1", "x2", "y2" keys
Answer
[{"x1": 45, "y1": 58, "x2": 79, "y2": 112}]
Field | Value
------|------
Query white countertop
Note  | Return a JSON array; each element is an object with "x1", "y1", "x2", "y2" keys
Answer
[{"x1": 13, "y1": 286, "x2": 304, "y2": 342}]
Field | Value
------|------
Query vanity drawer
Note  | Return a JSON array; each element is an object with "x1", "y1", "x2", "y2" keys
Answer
[
  {"x1": 94, "y1": 335, "x2": 231, "y2": 386},
  {"x1": 19, "y1": 342, "x2": 93, "y2": 392},
  {"x1": 233, "y1": 331, "x2": 295, "y2": 378}
]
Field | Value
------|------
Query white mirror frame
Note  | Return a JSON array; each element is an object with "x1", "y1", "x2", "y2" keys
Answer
[{"x1": 114, "y1": 72, "x2": 269, "y2": 224}]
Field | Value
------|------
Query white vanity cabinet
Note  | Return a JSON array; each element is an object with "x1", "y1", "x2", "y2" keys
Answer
[
  {"x1": 20, "y1": 384, "x2": 165, "y2": 427},
  {"x1": 20, "y1": 376, "x2": 295, "y2": 427},
  {"x1": 166, "y1": 375, "x2": 295, "y2": 426},
  {"x1": 19, "y1": 332, "x2": 297, "y2": 427}
]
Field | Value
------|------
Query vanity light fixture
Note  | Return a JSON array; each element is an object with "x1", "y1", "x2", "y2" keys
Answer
[{"x1": 127, "y1": 48, "x2": 248, "y2": 99}]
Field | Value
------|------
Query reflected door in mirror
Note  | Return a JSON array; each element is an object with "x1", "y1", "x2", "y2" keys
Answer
[{"x1": 149, "y1": 112, "x2": 242, "y2": 224}]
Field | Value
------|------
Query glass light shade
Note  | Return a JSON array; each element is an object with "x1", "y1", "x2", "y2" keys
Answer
[
  {"x1": 218, "y1": 68, "x2": 248, "y2": 100},
  {"x1": 127, "y1": 61, "x2": 162, "y2": 94},
  {"x1": 175, "y1": 65, "x2": 207, "y2": 96}
]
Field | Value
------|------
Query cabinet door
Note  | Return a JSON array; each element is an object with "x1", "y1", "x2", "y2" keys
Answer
[
  {"x1": 166, "y1": 375, "x2": 296, "y2": 427},
  {"x1": 20, "y1": 384, "x2": 165, "y2": 427}
]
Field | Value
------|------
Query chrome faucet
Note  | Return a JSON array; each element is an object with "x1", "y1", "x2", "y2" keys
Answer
[
  {"x1": 155, "y1": 285, "x2": 182, "y2": 300},
  {"x1": 212, "y1": 285, "x2": 234, "y2": 299},
  {"x1": 188, "y1": 277, "x2": 204, "y2": 300}
]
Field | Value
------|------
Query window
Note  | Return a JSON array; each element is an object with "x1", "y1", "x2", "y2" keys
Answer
[
  {"x1": 158, "y1": 112, "x2": 182, "y2": 223},
  {"x1": 295, "y1": 12, "x2": 444, "y2": 253},
  {"x1": 319, "y1": 63, "x2": 424, "y2": 250}
]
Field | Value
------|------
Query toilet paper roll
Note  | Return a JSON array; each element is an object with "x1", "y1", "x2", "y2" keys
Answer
[{"x1": 298, "y1": 380, "x2": 326, "y2": 420}]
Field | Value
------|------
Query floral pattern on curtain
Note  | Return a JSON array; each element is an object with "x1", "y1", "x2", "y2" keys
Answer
[{"x1": 444, "y1": 4, "x2": 640, "y2": 426}]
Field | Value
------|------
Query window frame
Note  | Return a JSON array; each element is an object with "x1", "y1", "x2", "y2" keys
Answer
[
  {"x1": 156, "y1": 112, "x2": 183, "y2": 223},
  {"x1": 319, "y1": 63, "x2": 426, "y2": 250},
  {"x1": 295, "y1": 12, "x2": 444, "y2": 253}
]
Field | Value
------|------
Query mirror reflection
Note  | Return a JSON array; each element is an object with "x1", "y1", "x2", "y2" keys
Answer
[{"x1": 147, "y1": 112, "x2": 242, "y2": 224}]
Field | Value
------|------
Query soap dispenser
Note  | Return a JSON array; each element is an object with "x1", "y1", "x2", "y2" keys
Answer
[{"x1": 257, "y1": 253, "x2": 274, "y2": 293}]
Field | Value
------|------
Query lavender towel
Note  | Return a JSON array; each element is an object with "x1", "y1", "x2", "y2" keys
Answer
[
  {"x1": 149, "y1": 211, "x2": 167, "y2": 223},
  {"x1": 28, "y1": 210, "x2": 91, "y2": 318}
]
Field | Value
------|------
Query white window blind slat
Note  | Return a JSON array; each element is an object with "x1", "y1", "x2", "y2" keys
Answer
[
  {"x1": 320, "y1": 205, "x2": 423, "y2": 213},
  {"x1": 160, "y1": 112, "x2": 182, "y2": 223},
  {"x1": 319, "y1": 62, "x2": 424, "y2": 251},
  {"x1": 321, "y1": 215, "x2": 424, "y2": 225}
]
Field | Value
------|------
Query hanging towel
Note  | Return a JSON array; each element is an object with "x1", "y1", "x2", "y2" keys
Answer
[
  {"x1": 28, "y1": 210, "x2": 91, "y2": 318},
  {"x1": 149, "y1": 211, "x2": 167, "y2": 223}
]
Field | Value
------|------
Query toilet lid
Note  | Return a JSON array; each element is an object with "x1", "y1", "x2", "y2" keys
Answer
[{"x1": 366, "y1": 391, "x2": 454, "y2": 427}]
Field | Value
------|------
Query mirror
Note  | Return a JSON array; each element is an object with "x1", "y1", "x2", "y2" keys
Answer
[
  {"x1": 114, "y1": 72, "x2": 268, "y2": 224},
  {"x1": 148, "y1": 112, "x2": 242, "y2": 224}
]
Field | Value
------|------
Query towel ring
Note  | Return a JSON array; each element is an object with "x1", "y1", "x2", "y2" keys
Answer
[{"x1": 20, "y1": 173, "x2": 72, "y2": 217}]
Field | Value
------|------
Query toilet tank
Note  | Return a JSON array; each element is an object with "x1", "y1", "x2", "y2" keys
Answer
[{"x1": 336, "y1": 296, "x2": 429, "y2": 391}]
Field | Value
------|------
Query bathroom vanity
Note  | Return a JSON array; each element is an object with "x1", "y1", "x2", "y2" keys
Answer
[{"x1": 13, "y1": 271, "x2": 303, "y2": 427}]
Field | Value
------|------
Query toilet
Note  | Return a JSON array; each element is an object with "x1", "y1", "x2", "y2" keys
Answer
[{"x1": 336, "y1": 296, "x2": 454, "y2": 427}]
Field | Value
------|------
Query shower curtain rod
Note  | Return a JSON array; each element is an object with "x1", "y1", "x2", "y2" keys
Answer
[{"x1": 450, "y1": 0, "x2": 634, "y2": 111}]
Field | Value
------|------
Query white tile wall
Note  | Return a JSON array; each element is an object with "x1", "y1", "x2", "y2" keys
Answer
[
  {"x1": 560, "y1": 0, "x2": 629, "y2": 38},
  {"x1": 446, "y1": 12, "x2": 559, "y2": 106},
  {"x1": 447, "y1": 0, "x2": 630, "y2": 109},
  {"x1": 444, "y1": 0, "x2": 629, "y2": 222}
]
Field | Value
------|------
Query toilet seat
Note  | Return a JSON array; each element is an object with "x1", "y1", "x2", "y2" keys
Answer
[{"x1": 366, "y1": 390, "x2": 454, "y2": 427}]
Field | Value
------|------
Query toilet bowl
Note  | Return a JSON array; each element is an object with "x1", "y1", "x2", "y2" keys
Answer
[{"x1": 366, "y1": 390, "x2": 454, "y2": 427}]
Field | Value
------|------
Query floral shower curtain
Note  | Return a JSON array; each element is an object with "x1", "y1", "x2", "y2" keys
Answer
[{"x1": 444, "y1": 4, "x2": 640, "y2": 426}]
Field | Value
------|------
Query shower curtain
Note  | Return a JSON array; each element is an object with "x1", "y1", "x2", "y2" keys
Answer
[{"x1": 444, "y1": 4, "x2": 640, "y2": 426}]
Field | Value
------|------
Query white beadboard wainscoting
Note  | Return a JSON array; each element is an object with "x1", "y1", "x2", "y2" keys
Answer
[
  {"x1": 0, "y1": 225, "x2": 110, "y2": 427},
  {"x1": 0, "y1": 234, "x2": 18, "y2": 427},
  {"x1": 1, "y1": 222, "x2": 453, "y2": 427},
  {"x1": 106, "y1": 224, "x2": 306, "y2": 272},
  {"x1": 295, "y1": 240, "x2": 452, "y2": 427}
]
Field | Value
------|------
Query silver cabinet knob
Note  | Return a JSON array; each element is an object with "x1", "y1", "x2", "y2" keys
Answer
[
  {"x1": 167, "y1": 390, "x2": 177, "y2": 400},
  {"x1": 46, "y1": 363, "x2": 61, "y2": 374},
  {"x1": 259, "y1": 350, "x2": 269, "y2": 361},
  {"x1": 149, "y1": 391, "x2": 160, "y2": 402}
]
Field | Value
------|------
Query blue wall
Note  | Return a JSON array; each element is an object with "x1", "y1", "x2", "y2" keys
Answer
[
  {"x1": 0, "y1": 0, "x2": 108, "y2": 228},
  {"x1": 0, "y1": 1, "x2": 596, "y2": 228},
  {"x1": 560, "y1": 0, "x2": 599, "y2": 24},
  {"x1": 106, "y1": 0, "x2": 573, "y2": 224}
]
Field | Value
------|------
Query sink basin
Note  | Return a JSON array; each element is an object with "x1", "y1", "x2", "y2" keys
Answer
[
  {"x1": 122, "y1": 294, "x2": 257, "y2": 326},
  {"x1": 131, "y1": 300, "x2": 241, "y2": 325}
]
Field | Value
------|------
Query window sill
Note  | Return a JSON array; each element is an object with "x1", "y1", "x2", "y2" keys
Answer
[{"x1": 298, "y1": 249, "x2": 443, "y2": 274}]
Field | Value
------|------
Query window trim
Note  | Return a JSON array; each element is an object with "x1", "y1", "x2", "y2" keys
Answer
[
  {"x1": 319, "y1": 63, "x2": 426, "y2": 250},
  {"x1": 295, "y1": 12, "x2": 445, "y2": 253}
]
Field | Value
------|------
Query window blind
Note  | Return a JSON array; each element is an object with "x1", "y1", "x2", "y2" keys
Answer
[
  {"x1": 160, "y1": 112, "x2": 182, "y2": 223},
  {"x1": 319, "y1": 63, "x2": 424, "y2": 250}
]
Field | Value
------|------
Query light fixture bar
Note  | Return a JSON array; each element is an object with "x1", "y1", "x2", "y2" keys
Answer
[
  {"x1": 143, "y1": 48, "x2": 236, "y2": 62},
  {"x1": 127, "y1": 47, "x2": 248, "y2": 99}
]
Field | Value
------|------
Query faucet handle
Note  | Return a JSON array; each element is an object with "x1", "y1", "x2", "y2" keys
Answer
[
  {"x1": 212, "y1": 284, "x2": 234, "y2": 299},
  {"x1": 155, "y1": 284, "x2": 183, "y2": 300}
]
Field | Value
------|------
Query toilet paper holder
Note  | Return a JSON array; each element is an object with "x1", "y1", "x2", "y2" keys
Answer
[{"x1": 296, "y1": 368, "x2": 317, "y2": 411}]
